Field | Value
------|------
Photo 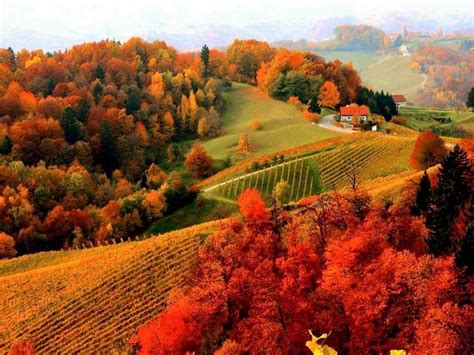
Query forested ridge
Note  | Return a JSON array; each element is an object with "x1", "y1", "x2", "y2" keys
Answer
[{"x1": 0, "y1": 38, "x2": 364, "y2": 257}]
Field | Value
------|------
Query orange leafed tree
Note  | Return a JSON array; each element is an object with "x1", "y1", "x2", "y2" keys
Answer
[
  {"x1": 318, "y1": 81, "x2": 340, "y2": 108},
  {"x1": 184, "y1": 144, "x2": 213, "y2": 178},
  {"x1": 0, "y1": 232, "x2": 17, "y2": 259},
  {"x1": 409, "y1": 130, "x2": 448, "y2": 170}
]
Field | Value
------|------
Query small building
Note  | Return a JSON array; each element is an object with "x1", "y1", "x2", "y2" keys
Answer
[
  {"x1": 339, "y1": 105, "x2": 370, "y2": 124},
  {"x1": 392, "y1": 94, "x2": 408, "y2": 108},
  {"x1": 400, "y1": 44, "x2": 410, "y2": 56}
]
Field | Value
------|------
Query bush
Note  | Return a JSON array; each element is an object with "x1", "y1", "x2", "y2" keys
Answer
[
  {"x1": 287, "y1": 96, "x2": 303, "y2": 111},
  {"x1": 431, "y1": 125, "x2": 473, "y2": 138},
  {"x1": 250, "y1": 118, "x2": 262, "y2": 130},
  {"x1": 303, "y1": 109, "x2": 321, "y2": 123},
  {"x1": 0, "y1": 232, "x2": 16, "y2": 259},
  {"x1": 391, "y1": 116, "x2": 408, "y2": 127}
]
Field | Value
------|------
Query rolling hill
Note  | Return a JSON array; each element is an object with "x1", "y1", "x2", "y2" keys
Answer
[
  {"x1": 204, "y1": 133, "x2": 416, "y2": 203},
  {"x1": 0, "y1": 220, "x2": 226, "y2": 353},
  {"x1": 0, "y1": 128, "x2": 429, "y2": 352},
  {"x1": 361, "y1": 55, "x2": 425, "y2": 102},
  {"x1": 200, "y1": 83, "x2": 338, "y2": 160}
]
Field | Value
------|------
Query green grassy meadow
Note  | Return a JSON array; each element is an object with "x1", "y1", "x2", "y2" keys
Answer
[
  {"x1": 200, "y1": 83, "x2": 338, "y2": 160},
  {"x1": 315, "y1": 50, "x2": 424, "y2": 102},
  {"x1": 314, "y1": 50, "x2": 380, "y2": 71},
  {"x1": 362, "y1": 55, "x2": 424, "y2": 102},
  {"x1": 399, "y1": 106, "x2": 474, "y2": 133}
]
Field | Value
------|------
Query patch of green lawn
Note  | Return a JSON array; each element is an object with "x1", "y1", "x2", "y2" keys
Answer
[
  {"x1": 201, "y1": 83, "x2": 338, "y2": 160},
  {"x1": 144, "y1": 196, "x2": 238, "y2": 235},
  {"x1": 362, "y1": 55, "x2": 424, "y2": 102},
  {"x1": 399, "y1": 106, "x2": 474, "y2": 133},
  {"x1": 314, "y1": 50, "x2": 379, "y2": 71}
]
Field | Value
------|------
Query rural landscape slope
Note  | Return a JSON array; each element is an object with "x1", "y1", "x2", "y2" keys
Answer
[{"x1": 201, "y1": 82, "x2": 338, "y2": 160}]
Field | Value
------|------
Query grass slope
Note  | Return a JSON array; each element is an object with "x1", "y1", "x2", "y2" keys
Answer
[
  {"x1": 201, "y1": 83, "x2": 338, "y2": 160},
  {"x1": 399, "y1": 106, "x2": 474, "y2": 133},
  {"x1": 362, "y1": 55, "x2": 424, "y2": 101},
  {"x1": 314, "y1": 50, "x2": 380, "y2": 72},
  {"x1": 0, "y1": 220, "x2": 226, "y2": 353},
  {"x1": 207, "y1": 133, "x2": 416, "y2": 203}
]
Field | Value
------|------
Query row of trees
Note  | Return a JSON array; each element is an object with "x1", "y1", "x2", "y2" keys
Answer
[
  {"x1": 131, "y1": 139, "x2": 473, "y2": 353},
  {"x1": 411, "y1": 45, "x2": 473, "y2": 108},
  {"x1": 0, "y1": 38, "x2": 233, "y2": 256},
  {"x1": 256, "y1": 49, "x2": 361, "y2": 107},
  {"x1": 356, "y1": 87, "x2": 398, "y2": 121},
  {"x1": 0, "y1": 160, "x2": 190, "y2": 257}
]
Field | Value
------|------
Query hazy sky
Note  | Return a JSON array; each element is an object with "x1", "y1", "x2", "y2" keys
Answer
[{"x1": 1, "y1": 0, "x2": 472, "y2": 38}]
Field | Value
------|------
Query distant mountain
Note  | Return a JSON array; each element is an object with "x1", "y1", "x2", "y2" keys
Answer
[
  {"x1": 0, "y1": 29, "x2": 97, "y2": 52},
  {"x1": 309, "y1": 16, "x2": 359, "y2": 40},
  {"x1": 1, "y1": 12, "x2": 471, "y2": 52}
]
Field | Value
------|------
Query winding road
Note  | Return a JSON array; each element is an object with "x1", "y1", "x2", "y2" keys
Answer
[{"x1": 318, "y1": 114, "x2": 355, "y2": 134}]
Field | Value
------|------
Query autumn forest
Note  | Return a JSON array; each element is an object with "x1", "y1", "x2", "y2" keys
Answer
[{"x1": 1, "y1": 3, "x2": 473, "y2": 354}]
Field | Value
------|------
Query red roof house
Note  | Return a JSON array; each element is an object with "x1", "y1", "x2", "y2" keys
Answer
[
  {"x1": 339, "y1": 105, "x2": 370, "y2": 124},
  {"x1": 392, "y1": 94, "x2": 408, "y2": 107}
]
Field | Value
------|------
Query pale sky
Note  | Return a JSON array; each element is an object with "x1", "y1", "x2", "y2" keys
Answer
[
  {"x1": 1, "y1": 0, "x2": 472, "y2": 35},
  {"x1": 0, "y1": 0, "x2": 472, "y2": 50}
]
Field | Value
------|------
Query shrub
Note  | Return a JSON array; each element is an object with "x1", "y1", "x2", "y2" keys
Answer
[
  {"x1": 303, "y1": 109, "x2": 321, "y2": 123},
  {"x1": 287, "y1": 96, "x2": 303, "y2": 111},
  {"x1": 185, "y1": 144, "x2": 213, "y2": 178},
  {"x1": 0, "y1": 232, "x2": 17, "y2": 259},
  {"x1": 409, "y1": 130, "x2": 448, "y2": 170},
  {"x1": 391, "y1": 116, "x2": 408, "y2": 127},
  {"x1": 250, "y1": 118, "x2": 262, "y2": 130}
]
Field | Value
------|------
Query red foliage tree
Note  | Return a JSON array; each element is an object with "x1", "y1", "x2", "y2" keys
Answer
[
  {"x1": 184, "y1": 144, "x2": 213, "y2": 178},
  {"x1": 409, "y1": 130, "x2": 448, "y2": 170}
]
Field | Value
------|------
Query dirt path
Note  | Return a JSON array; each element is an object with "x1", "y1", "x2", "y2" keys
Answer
[{"x1": 318, "y1": 114, "x2": 355, "y2": 134}]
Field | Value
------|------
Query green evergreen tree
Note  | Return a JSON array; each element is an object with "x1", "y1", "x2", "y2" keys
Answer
[
  {"x1": 309, "y1": 98, "x2": 321, "y2": 114},
  {"x1": 126, "y1": 89, "x2": 141, "y2": 115},
  {"x1": 411, "y1": 171, "x2": 431, "y2": 215},
  {"x1": 99, "y1": 120, "x2": 119, "y2": 176},
  {"x1": 93, "y1": 82, "x2": 104, "y2": 104},
  {"x1": 7, "y1": 47, "x2": 16, "y2": 70},
  {"x1": 200, "y1": 44, "x2": 210, "y2": 77},
  {"x1": 271, "y1": 74, "x2": 288, "y2": 100},
  {"x1": 95, "y1": 64, "x2": 105, "y2": 81},
  {"x1": 76, "y1": 99, "x2": 90, "y2": 123},
  {"x1": 61, "y1": 107, "x2": 81, "y2": 144},
  {"x1": 46, "y1": 79, "x2": 55, "y2": 96},
  {"x1": 393, "y1": 34, "x2": 403, "y2": 48},
  {"x1": 285, "y1": 71, "x2": 311, "y2": 103},
  {"x1": 0, "y1": 135, "x2": 12, "y2": 155},
  {"x1": 425, "y1": 145, "x2": 472, "y2": 256},
  {"x1": 467, "y1": 87, "x2": 474, "y2": 109},
  {"x1": 455, "y1": 197, "x2": 473, "y2": 274}
]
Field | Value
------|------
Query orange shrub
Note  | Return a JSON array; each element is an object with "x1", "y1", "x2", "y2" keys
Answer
[
  {"x1": 303, "y1": 109, "x2": 321, "y2": 123},
  {"x1": 287, "y1": 96, "x2": 303, "y2": 111},
  {"x1": 250, "y1": 118, "x2": 262, "y2": 130}
]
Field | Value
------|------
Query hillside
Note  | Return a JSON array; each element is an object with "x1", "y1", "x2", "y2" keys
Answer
[
  {"x1": 0, "y1": 129, "x2": 465, "y2": 352},
  {"x1": 204, "y1": 133, "x2": 416, "y2": 203},
  {"x1": 200, "y1": 83, "x2": 338, "y2": 160},
  {"x1": 315, "y1": 51, "x2": 425, "y2": 102},
  {"x1": 362, "y1": 55, "x2": 425, "y2": 102},
  {"x1": 0, "y1": 220, "x2": 226, "y2": 353}
]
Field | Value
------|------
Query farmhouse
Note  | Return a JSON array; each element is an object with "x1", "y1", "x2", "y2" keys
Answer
[
  {"x1": 392, "y1": 94, "x2": 408, "y2": 108},
  {"x1": 339, "y1": 105, "x2": 370, "y2": 124},
  {"x1": 400, "y1": 44, "x2": 410, "y2": 56}
]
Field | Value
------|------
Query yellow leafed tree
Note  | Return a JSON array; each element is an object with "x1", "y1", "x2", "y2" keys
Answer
[{"x1": 149, "y1": 72, "x2": 165, "y2": 100}]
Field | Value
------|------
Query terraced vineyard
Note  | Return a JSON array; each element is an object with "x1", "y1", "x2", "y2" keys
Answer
[
  {"x1": 206, "y1": 133, "x2": 415, "y2": 202},
  {"x1": 0, "y1": 219, "x2": 229, "y2": 353}
]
